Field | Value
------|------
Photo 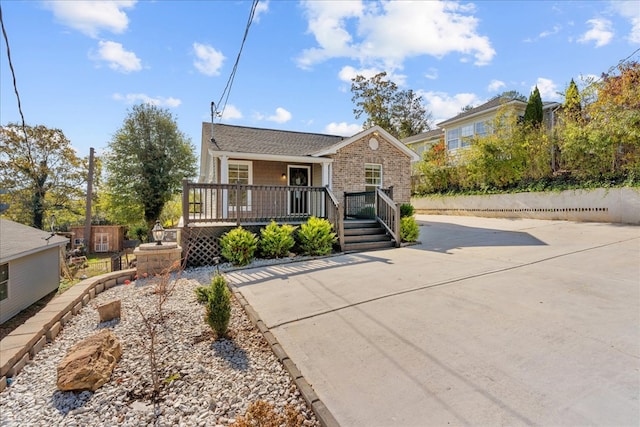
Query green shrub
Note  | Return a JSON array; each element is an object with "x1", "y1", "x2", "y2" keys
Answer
[
  {"x1": 259, "y1": 221, "x2": 297, "y2": 258},
  {"x1": 220, "y1": 226, "x2": 258, "y2": 266},
  {"x1": 297, "y1": 217, "x2": 337, "y2": 256},
  {"x1": 400, "y1": 203, "x2": 414, "y2": 218},
  {"x1": 400, "y1": 216, "x2": 419, "y2": 242},
  {"x1": 205, "y1": 274, "x2": 231, "y2": 338}
]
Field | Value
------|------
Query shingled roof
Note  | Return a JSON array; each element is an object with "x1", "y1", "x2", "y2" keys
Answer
[
  {"x1": 203, "y1": 123, "x2": 345, "y2": 157},
  {"x1": 0, "y1": 219, "x2": 68, "y2": 262},
  {"x1": 437, "y1": 96, "x2": 526, "y2": 127}
]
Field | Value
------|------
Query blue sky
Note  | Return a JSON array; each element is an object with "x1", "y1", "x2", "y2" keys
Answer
[{"x1": 1, "y1": 0, "x2": 638, "y2": 159}]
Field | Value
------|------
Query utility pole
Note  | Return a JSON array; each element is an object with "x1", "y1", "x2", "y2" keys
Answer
[{"x1": 83, "y1": 147, "x2": 95, "y2": 254}]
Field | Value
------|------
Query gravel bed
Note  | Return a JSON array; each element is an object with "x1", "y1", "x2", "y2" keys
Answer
[{"x1": 0, "y1": 264, "x2": 320, "y2": 427}]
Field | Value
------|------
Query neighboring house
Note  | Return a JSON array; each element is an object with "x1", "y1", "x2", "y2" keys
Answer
[
  {"x1": 403, "y1": 128, "x2": 444, "y2": 162},
  {"x1": 0, "y1": 219, "x2": 68, "y2": 323},
  {"x1": 70, "y1": 225, "x2": 125, "y2": 253},
  {"x1": 198, "y1": 123, "x2": 419, "y2": 204},
  {"x1": 437, "y1": 97, "x2": 562, "y2": 152}
]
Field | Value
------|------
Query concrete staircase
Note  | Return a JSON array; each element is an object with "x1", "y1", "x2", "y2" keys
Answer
[{"x1": 343, "y1": 219, "x2": 395, "y2": 252}]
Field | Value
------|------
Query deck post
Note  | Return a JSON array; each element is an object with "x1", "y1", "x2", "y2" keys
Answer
[{"x1": 182, "y1": 179, "x2": 189, "y2": 227}]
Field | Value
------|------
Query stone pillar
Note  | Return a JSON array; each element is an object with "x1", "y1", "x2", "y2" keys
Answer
[{"x1": 133, "y1": 242, "x2": 182, "y2": 276}]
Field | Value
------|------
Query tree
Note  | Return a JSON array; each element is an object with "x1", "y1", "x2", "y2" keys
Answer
[
  {"x1": 524, "y1": 86, "x2": 543, "y2": 126},
  {"x1": 104, "y1": 104, "x2": 196, "y2": 231},
  {"x1": 491, "y1": 90, "x2": 527, "y2": 102},
  {"x1": 563, "y1": 79, "x2": 582, "y2": 121},
  {"x1": 0, "y1": 124, "x2": 86, "y2": 229},
  {"x1": 351, "y1": 72, "x2": 431, "y2": 139}
]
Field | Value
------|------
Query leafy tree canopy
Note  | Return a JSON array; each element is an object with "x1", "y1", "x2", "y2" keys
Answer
[
  {"x1": 0, "y1": 124, "x2": 87, "y2": 229},
  {"x1": 563, "y1": 78, "x2": 582, "y2": 120},
  {"x1": 351, "y1": 72, "x2": 432, "y2": 139},
  {"x1": 104, "y1": 104, "x2": 197, "y2": 230},
  {"x1": 491, "y1": 90, "x2": 527, "y2": 102}
]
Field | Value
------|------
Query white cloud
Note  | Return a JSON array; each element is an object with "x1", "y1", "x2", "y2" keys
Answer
[
  {"x1": 268, "y1": 107, "x2": 292, "y2": 123},
  {"x1": 533, "y1": 78, "x2": 561, "y2": 101},
  {"x1": 324, "y1": 122, "x2": 363, "y2": 136},
  {"x1": 45, "y1": 0, "x2": 136, "y2": 38},
  {"x1": 193, "y1": 43, "x2": 225, "y2": 76},
  {"x1": 113, "y1": 93, "x2": 181, "y2": 107},
  {"x1": 254, "y1": 0, "x2": 270, "y2": 22},
  {"x1": 219, "y1": 105, "x2": 243, "y2": 120},
  {"x1": 92, "y1": 41, "x2": 142, "y2": 73},
  {"x1": 487, "y1": 79, "x2": 506, "y2": 92},
  {"x1": 297, "y1": 1, "x2": 495, "y2": 70},
  {"x1": 420, "y1": 91, "x2": 483, "y2": 124},
  {"x1": 611, "y1": 1, "x2": 640, "y2": 44},
  {"x1": 539, "y1": 25, "x2": 562, "y2": 39},
  {"x1": 578, "y1": 18, "x2": 614, "y2": 47},
  {"x1": 424, "y1": 68, "x2": 438, "y2": 80}
]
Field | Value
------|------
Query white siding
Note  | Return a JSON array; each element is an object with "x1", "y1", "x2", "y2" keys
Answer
[{"x1": 0, "y1": 247, "x2": 60, "y2": 323}]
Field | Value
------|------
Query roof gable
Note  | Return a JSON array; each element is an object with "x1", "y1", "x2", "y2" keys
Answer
[
  {"x1": 312, "y1": 126, "x2": 420, "y2": 161},
  {"x1": 437, "y1": 97, "x2": 526, "y2": 127},
  {"x1": 1, "y1": 219, "x2": 68, "y2": 262}
]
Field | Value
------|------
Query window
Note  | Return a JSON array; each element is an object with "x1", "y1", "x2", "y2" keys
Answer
[
  {"x1": 461, "y1": 125, "x2": 474, "y2": 147},
  {"x1": 365, "y1": 163, "x2": 382, "y2": 192},
  {"x1": 475, "y1": 121, "x2": 487, "y2": 137},
  {"x1": 0, "y1": 263, "x2": 8, "y2": 301},
  {"x1": 228, "y1": 161, "x2": 252, "y2": 211},
  {"x1": 446, "y1": 128, "x2": 460, "y2": 150}
]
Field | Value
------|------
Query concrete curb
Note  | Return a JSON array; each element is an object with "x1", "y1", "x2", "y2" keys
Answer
[
  {"x1": 0, "y1": 269, "x2": 136, "y2": 392},
  {"x1": 229, "y1": 284, "x2": 340, "y2": 427}
]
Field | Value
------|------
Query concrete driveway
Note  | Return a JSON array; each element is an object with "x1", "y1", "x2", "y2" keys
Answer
[{"x1": 228, "y1": 215, "x2": 640, "y2": 426}]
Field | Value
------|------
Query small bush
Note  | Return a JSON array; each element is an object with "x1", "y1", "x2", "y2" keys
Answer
[
  {"x1": 297, "y1": 216, "x2": 337, "y2": 256},
  {"x1": 400, "y1": 216, "x2": 419, "y2": 242},
  {"x1": 259, "y1": 221, "x2": 297, "y2": 258},
  {"x1": 205, "y1": 274, "x2": 231, "y2": 338},
  {"x1": 400, "y1": 203, "x2": 414, "y2": 218},
  {"x1": 220, "y1": 226, "x2": 258, "y2": 266}
]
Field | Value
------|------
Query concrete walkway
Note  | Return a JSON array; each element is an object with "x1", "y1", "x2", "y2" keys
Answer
[{"x1": 228, "y1": 215, "x2": 640, "y2": 427}]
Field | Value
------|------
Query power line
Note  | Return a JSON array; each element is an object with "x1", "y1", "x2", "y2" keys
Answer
[
  {"x1": 0, "y1": 4, "x2": 28, "y2": 142},
  {"x1": 214, "y1": 0, "x2": 259, "y2": 120}
]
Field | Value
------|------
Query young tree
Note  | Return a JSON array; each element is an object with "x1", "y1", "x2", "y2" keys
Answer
[
  {"x1": 351, "y1": 72, "x2": 431, "y2": 139},
  {"x1": 524, "y1": 86, "x2": 543, "y2": 126},
  {"x1": 563, "y1": 78, "x2": 582, "y2": 121},
  {"x1": 104, "y1": 104, "x2": 197, "y2": 231},
  {"x1": 0, "y1": 124, "x2": 86, "y2": 229}
]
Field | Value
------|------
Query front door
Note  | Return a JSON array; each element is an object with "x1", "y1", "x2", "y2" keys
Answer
[{"x1": 288, "y1": 165, "x2": 310, "y2": 215}]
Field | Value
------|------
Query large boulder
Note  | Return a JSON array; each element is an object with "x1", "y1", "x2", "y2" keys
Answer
[{"x1": 57, "y1": 329, "x2": 122, "y2": 392}]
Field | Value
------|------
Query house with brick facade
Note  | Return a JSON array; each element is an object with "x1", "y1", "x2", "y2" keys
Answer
[{"x1": 180, "y1": 123, "x2": 419, "y2": 262}]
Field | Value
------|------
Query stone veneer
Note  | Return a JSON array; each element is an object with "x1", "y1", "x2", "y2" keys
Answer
[
  {"x1": 133, "y1": 243, "x2": 182, "y2": 276},
  {"x1": 0, "y1": 269, "x2": 136, "y2": 392}
]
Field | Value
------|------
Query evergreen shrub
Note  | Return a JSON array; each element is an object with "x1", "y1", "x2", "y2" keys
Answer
[
  {"x1": 400, "y1": 216, "x2": 419, "y2": 242},
  {"x1": 220, "y1": 226, "x2": 258, "y2": 266},
  {"x1": 297, "y1": 217, "x2": 337, "y2": 256},
  {"x1": 259, "y1": 221, "x2": 297, "y2": 258},
  {"x1": 400, "y1": 203, "x2": 414, "y2": 218},
  {"x1": 205, "y1": 274, "x2": 231, "y2": 338}
]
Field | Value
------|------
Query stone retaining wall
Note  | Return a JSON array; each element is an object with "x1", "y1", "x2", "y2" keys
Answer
[
  {"x1": 412, "y1": 187, "x2": 640, "y2": 225},
  {"x1": 0, "y1": 269, "x2": 136, "y2": 392}
]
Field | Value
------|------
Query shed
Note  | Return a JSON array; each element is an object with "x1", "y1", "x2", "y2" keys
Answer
[{"x1": 70, "y1": 225, "x2": 125, "y2": 253}]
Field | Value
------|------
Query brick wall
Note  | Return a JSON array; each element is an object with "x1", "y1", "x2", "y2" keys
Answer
[{"x1": 331, "y1": 135, "x2": 412, "y2": 204}]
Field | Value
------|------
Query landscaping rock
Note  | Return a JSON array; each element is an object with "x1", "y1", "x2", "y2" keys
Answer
[
  {"x1": 97, "y1": 299, "x2": 121, "y2": 323},
  {"x1": 56, "y1": 329, "x2": 122, "y2": 391}
]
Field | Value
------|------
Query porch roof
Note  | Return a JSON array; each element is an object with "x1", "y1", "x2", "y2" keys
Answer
[{"x1": 204, "y1": 123, "x2": 345, "y2": 157}]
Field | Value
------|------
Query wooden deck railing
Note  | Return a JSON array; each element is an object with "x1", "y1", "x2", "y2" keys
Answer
[
  {"x1": 375, "y1": 188, "x2": 400, "y2": 247},
  {"x1": 182, "y1": 180, "x2": 341, "y2": 227}
]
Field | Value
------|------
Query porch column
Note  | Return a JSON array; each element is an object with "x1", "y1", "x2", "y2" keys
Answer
[
  {"x1": 220, "y1": 155, "x2": 229, "y2": 219},
  {"x1": 321, "y1": 161, "x2": 331, "y2": 187}
]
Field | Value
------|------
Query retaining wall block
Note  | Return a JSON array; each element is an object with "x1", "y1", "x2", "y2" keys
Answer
[
  {"x1": 104, "y1": 279, "x2": 117, "y2": 289},
  {"x1": 46, "y1": 322, "x2": 61, "y2": 342},
  {"x1": 72, "y1": 302, "x2": 83, "y2": 315},
  {"x1": 61, "y1": 311, "x2": 72, "y2": 325},
  {"x1": 82, "y1": 294, "x2": 90, "y2": 306},
  {"x1": 95, "y1": 283, "x2": 105, "y2": 294},
  {"x1": 8, "y1": 353, "x2": 29, "y2": 377},
  {"x1": 30, "y1": 335, "x2": 47, "y2": 358}
]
